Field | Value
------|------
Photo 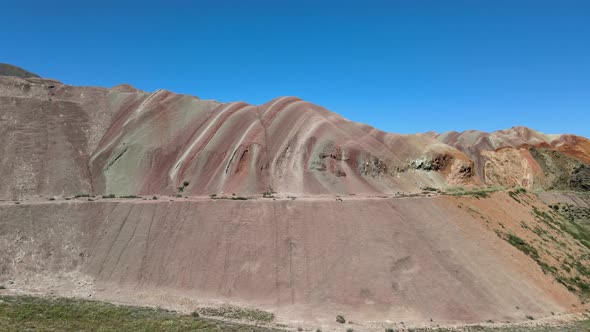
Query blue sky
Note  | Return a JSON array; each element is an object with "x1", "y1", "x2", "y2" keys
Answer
[{"x1": 2, "y1": 0, "x2": 589, "y2": 137}]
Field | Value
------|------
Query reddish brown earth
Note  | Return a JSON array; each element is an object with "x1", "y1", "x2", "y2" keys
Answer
[
  {"x1": 1, "y1": 67, "x2": 590, "y2": 330},
  {"x1": 2, "y1": 73, "x2": 588, "y2": 199}
]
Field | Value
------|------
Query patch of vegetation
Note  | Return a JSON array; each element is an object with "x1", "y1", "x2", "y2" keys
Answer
[
  {"x1": 420, "y1": 187, "x2": 439, "y2": 192},
  {"x1": 508, "y1": 188, "x2": 526, "y2": 203},
  {"x1": 516, "y1": 203, "x2": 590, "y2": 297},
  {"x1": 262, "y1": 189, "x2": 277, "y2": 198},
  {"x1": 74, "y1": 194, "x2": 90, "y2": 198},
  {"x1": 119, "y1": 195, "x2": 139, "y2": 199},
  {"x1": 0, "y1": 295, "x2": 283, "y2": 332},
  {"x1": 336, "y1": 315, "x2": 346, "y2": 324},
  {"x1": 209, "y1": 194, "x2": 249, "y2": 200},
  {"x1": 506, "y1": 234, "x2": 539, "y2": 260},
  {"x1": 178, "y1": 181, "x2": 191, "y2": 193},
  {"x1": 102, "y1": 194, "x2": 116, "y2": 199},
  {"x1": 198, "y1": 305, "x2": 274, "y2": 322},
  {"x1": 443, "y1": 186, "x2": 502, "y2": 199}
]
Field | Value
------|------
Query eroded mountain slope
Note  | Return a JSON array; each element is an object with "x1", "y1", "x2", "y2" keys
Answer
[
  {"x1": 0, "y1": 193, "x2": 585, "y2": 327},
  {"x1": 1, "y1": 73, "x2": 589, "y2": 199}
]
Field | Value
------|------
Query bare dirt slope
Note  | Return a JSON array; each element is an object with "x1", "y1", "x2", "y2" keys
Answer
[{"x1": 1, "y1": 193, "x2": 587, "y2": 329}]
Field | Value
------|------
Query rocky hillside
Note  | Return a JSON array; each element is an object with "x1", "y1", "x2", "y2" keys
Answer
[
  {"x1": 2, "y1": 66, "x2": 590, "y2": 330},
  {"x1": 0, "y1": 68, "x2": 588, "y2": 200}
]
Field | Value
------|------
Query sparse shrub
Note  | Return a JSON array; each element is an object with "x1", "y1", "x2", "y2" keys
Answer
[
  {"x1": 297, "y1": 328, "x2": 303, "y2": 331},
  {"x1": 152, "y1": 196, "x2": 158, "y2": 200},
  {"x1": 336, "y1": 315, "x2": 346, "y2": 324},
  {"x1": 526, "y1": 315, "x2": 534, "y2": 320},
  {"x1": 119, "y1": 195, "x2": 138, "y2": 199},
  {"x1": 0, "y1": 285, "x2": 6, "y2": 289},
  {"x1": 102, "y1": 194, "x2": 116, "y2": 199},
  {"x1": 191, "y1": 311, "x2": 199, "y2": 318},
  {"x1": 198, "y1": 305, "x2": 274, "y2": 322},
  {"x1": 262, "y1": 186, "x2": 276, "y2": 198},
  {"x1": 421, "y1": 187, "x2": 437, "y2": 192},
  {"x1": 48, "y1": 197, "x2": 55, "y2": 201},
  {"x1": 506, "y1": 234, "x2": 539, "y2": 259},
  {"x1": 385, "y1": 329, "x2": 394, "y2": 332},
  {"x1": 183, "y1": 181, "x2": 190, "y2": 187},
  {"x1": 74, "y1": 194, "x2": 90, "y2": 198},
  {"x1": 346, "y1": 329, "x2": 353, "y2": 332},
  {"x1": 178, "y1": 186, "x2": 184, "y2": 192},
  {"x1": 210, "y1": 194, "x2": 217, "y2": 199}
]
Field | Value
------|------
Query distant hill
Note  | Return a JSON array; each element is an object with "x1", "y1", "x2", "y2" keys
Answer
[{"x1": 0, "y1": 63, "x2": 40, "y2": 78}]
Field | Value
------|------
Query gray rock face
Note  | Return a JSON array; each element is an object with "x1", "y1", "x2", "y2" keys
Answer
[{"x1": 571, "y1": 164, "x2": 590, "y2": 191}]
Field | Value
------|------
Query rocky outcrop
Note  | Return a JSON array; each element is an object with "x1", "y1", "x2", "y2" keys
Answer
[
  {"x1": 571, "y1": 165, "x2": 590, "y2": 191},
  {"x1": 439, "y1": 129, "x2": 590, "y2": 191}
]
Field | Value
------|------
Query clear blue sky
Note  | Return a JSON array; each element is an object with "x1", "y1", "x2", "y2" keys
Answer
[{"x1": 2, "y1": 0, "x2": 589, "y2": 137}]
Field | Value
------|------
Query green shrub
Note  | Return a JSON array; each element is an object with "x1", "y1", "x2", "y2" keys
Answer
[
  {"x1": 506, "y1": 234, "x2": 539, "y2": 259},
  {"x1": 336, "y1": 315, "x2": 346, "y2": 324}
]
